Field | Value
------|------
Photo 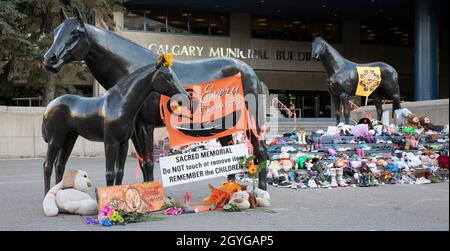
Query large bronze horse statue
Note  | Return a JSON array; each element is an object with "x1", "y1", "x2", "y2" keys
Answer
[
  {"x1": 312, "y1": 37, "x2": 401, "y2": 124},
  {"x1": 42, "y1": 57, "x2": 188, "y2": 194},
  {"x1": 43, "y1": 9, "x2": 268, "y2": 190}
]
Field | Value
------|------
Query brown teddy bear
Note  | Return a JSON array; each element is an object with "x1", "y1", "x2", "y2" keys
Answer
[
  {"x1": 419, "y1": 116, "x2": 434, "y2": 131},
  {"x1": 403, "y1": 114, "x2": 421, "y2": 129}
]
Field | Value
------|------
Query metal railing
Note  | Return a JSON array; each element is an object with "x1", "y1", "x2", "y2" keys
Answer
[{"x1": 271, "y1": 97, "x2": 297, "y2": 126}]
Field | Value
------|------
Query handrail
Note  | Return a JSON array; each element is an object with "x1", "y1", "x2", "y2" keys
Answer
[
  {"x1": 271, "y1": 97, "x2": 297, "y2": 126},
  {"x1": 343, "y1": 100, "x2": 373, "y2": 121}
]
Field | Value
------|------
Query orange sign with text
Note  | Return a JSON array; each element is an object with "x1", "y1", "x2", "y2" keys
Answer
[{"x1": 160, "y1": 73, "x2": 247, "y2": 148}]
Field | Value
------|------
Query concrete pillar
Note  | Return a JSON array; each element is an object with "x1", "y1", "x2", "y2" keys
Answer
[{"x1": 414, "y1": 0, "x2": 439, "y2": 101}]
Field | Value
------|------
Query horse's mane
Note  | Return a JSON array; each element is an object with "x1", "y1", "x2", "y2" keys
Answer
[{"x1": 85, "y1": 23, "x2": 157, "y2": 58}]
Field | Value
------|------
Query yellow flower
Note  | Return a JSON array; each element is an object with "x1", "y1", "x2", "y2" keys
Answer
[
  {"x1": 156, "y1": 53, "x2": 174, "y2": 68},
  {"x1": 247, "y1": 165, "x2": 257, "y2": 175}
]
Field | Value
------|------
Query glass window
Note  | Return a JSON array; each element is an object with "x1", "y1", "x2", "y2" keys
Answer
[
  {"x1": 210, "y1": 14, "x2": 229, "y2": 36},
  {"x1": 189, "y1": 12, "x2": 210, "y2": 35},
  {"x1": 145, "y1": 9, "x2": 167, "y2": 32},
  {"x1": 270, "y1": 18, "x2": 289, "y2": 40},
  {"x1": 251, "y1": 16, "x2": 341, "y2": 42},
  {"x1": 361, "y1": 24, "x2": 412, "y2": 46},
  {"x1": 123, "y1": 9, "x2": 144, "y2": 31},
  {"x1": 167, "y1": 10, "x2": 190, "y2": 34},
  {"x1": 251, "y1": 16, "x2": 270, "y2": 39},
  {"x1": 123, "y1": 8, "x2": 229, "y2": 36}
]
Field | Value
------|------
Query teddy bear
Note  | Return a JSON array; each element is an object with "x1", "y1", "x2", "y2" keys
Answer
[
  {"x1": 403, "y1": 152, "x2": 422, "y2": 169},
  {"x1": 227, "y1": 190, "x2": 251, "y2": 209},
  {"x1": 246, "y1": 187, "x2": 271, "y2": 207},
  {"x1": 419, "y1": 116, "x2": 434, "y2": 131},
  {"x1": 395, "y1": 108, "x2": 412, "y2": 126},
  {"x1": 43, "y1": 169, "x2": 97, "y2": 216},
  {"x1": 403, "y1": 114, "x2": 421, "y2": 129}
]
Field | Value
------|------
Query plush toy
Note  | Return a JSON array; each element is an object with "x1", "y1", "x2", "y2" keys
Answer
[
  {"x1": 43, "y1": 169, "x2": 97, "y2": 217},
  {"x1": 247, "y1": 187, "x2": 271, "y2": 207},
  {"x1": 403, "y1": 152, "x2": 422, "y2": 169},
  {"x1": 203, "y1": 181, "x2": 243, "y2": 209},
  {"x1": 395, "y1": 108, "x2": 412, "y2": 126},
  {"x1": 403, "y1": 114, "x2": 421, "y2": 129},
  {"x1": 227, "y1": 190, "x2": 251, "y2": 209},
  {"x1": 358, "y1": 118, "x2": 374, "y2": 130},
  {"x1": 419, "y1": 116, "x2": 434, "y2": 131}
]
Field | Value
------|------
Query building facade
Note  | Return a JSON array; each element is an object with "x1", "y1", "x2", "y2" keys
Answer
[{"x1": 106, "y1": 0, "x2": 448, "y2": 119}]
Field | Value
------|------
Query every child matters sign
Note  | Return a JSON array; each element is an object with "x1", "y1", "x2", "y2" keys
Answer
[
  {"x1": 159, "y1": 144, "x2": 249, "y2": 187},
  {"x1": 160, "y1": 73, "x2": 247, "y2": 148}
]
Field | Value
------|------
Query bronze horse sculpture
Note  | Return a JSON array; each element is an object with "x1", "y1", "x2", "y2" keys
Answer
[
  {"x1": 43, "y1": 9, "x2": 268, "y2": 190},
  {"x1": 42, "y1": 56, "x2": 189, "y2": 194},
  {"x1": 312, "y1": 37, "x2": 401, "y2": 124}
]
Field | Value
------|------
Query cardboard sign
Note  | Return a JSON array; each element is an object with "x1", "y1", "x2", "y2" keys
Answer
[
  {"x1": 96, "y1": 181, "x2": 164, "y2": 213},
  {"x1": 159, "y1": 144, "x2": 249, "y2": 187},
  {"x1": 160, "y1": 73, "x2": 247, "y2": 148}
]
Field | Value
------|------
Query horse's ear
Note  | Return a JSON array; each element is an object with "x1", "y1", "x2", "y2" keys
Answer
[
  {"x1": 59, "y1": 8, "x2": 68, "y2": 22},
  {"x1": 73, "y1": 7, "x2": 85, "y2": 28}
]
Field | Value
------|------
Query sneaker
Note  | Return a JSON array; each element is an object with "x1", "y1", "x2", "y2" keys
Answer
[
  {"x1": 307, "y1": 179, "x2": 318, "y2": 188},
  {"x1": 278, "y1": 182, "x2": 292, "y2": 188},
  {"x1": 416, "y1": 177, "x2": 432, "y2": 185}
]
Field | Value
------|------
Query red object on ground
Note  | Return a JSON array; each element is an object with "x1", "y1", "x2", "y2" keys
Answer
[{"x1": 437, "y1": 154, "x2": 449, "y2": 169}]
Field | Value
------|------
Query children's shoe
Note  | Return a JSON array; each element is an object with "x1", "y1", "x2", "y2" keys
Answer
[{"x1": 307, "y1": 179, "x2": 318, "y2": 189}]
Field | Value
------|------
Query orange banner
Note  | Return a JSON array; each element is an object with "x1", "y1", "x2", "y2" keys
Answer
[{"x1": 160, "y1": 73, "x2": 247, "y2": 148}]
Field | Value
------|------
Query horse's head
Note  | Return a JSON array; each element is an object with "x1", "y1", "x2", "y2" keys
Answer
[
  {"x1": 312, "y1": 37, "x2": 326, "y2": 59},
  {"x1": 43, "y1": 8, "x2": 90, "y2": 73},
  {"x1": 152, "y1": 59, "x2": 190, "y2": 101}
]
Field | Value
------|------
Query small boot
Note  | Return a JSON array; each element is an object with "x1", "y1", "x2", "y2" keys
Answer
[
  {"x1": 330, "y1": 168, "x2": 338, "y2": 188},
  {"x1": 336, "y1": 168, "x2": 348, "y2": 187},
  {"x1": 360, "y1": 149, "x2": 366, "y2": 158}
]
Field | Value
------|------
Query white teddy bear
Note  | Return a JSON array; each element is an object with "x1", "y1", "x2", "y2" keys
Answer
[
  {"x1": 247, "y1": 187, "x2": 271, "y2": 207},
  {"x1": 43, "y1": 169, "x2": 97, "y2": 216},
  {"x1": 228, "y1": 190, "x2": 251, "y2": 209}
]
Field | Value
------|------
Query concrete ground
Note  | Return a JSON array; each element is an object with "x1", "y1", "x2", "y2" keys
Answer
[{"x1": 0, "y1": 157, "x2": 448, "y2": 231}]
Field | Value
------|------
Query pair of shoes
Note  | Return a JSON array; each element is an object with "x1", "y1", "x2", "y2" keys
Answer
[
  {"x1": 416, "y1": 177, "x2": 431, "y2": 185},
  {"x1": 278, "y1": 181, "x2": 292, "y2": 188},
  {"x1": 307, "y1": 179, "x2": 318, "y2": 188}
]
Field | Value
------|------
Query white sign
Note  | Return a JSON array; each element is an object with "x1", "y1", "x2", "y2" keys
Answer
[{"x1": 159, "y1": 144, "x2": 249, "y2": 187}]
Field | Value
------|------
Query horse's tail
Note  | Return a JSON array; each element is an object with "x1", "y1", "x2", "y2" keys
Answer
[
  {"x1": 42, "y1": 118, "x2": 48, "y2": 143},
  {"x1": 390, "y1": 66, "x2": 401, "y2": 118}
]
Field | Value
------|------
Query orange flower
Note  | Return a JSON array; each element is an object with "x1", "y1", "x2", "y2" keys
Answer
[{"x1": 247, "y1": 165, "x2": 257, "y2": 175}]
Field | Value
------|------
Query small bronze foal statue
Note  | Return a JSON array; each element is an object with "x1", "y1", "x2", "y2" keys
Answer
[{"x1": 42, "y1": 56, "x2": 189, "y2": 194}]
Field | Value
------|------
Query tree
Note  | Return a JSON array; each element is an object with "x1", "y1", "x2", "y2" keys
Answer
[{"x1": 0, "y1": 0, "x2": 123, "y2": 105}]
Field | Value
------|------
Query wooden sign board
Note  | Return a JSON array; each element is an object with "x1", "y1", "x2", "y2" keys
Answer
[{"x1": 96, "y1": 181, "x2": 165, "y2": 213}]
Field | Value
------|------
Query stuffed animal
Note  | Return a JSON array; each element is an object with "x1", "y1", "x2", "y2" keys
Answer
[
  {"x1": 403, "y1": 114, "x2": 421, "y2": 129},
  {"x1": 247, "y1": 187, "x2": 271, "y2": 207},
  {"x1": 227, "y1": 190, "x2": 251, "y2": 209},
  {"x1": 395, "y1": 108, "x2": 412, "y2": 126},
  {"x1": 419, "y1": 116, "x2": 434, "y2": 131},
  {"x1": 43, "y1": 169, "x2": 97, "y2": 217},
  {"x1": 403, "y1": 152, "x2": 422, "y2": 169}
]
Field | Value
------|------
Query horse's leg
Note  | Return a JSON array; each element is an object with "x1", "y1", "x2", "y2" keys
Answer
[
  {"x1": 372, "y1": 92, "x2": 384, "y2": 121},
  {"x1": 250, "y1": 132, "x2": 268, "y2": 191},
  {"x1": 143, "y1": 124, "x2": 156, "y2": 181},
  {"x1": 55, "y1": 133, "x2": 78, "y2": 184},
  {"x1": 132, "y1": 122, "x2": 148, "y2": 181},
  {"x1": 339, "y1": 93, "x2": 350, "y2": 124},
  {"x1": 43, "y1": 140, "x2": 62, "y2": 194},
  {"x1": 115, "y1": 141, "x2": 129, "y2": 185},
  {"x1": 218, "y1": 135, "x2": 236, "y2": 181},
  {"x1": 332, "y1": 95, "x2": 341, "y2": 125},
  {"x1": 104, "y1": 141, "x2": 120, "y2": 186}
]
